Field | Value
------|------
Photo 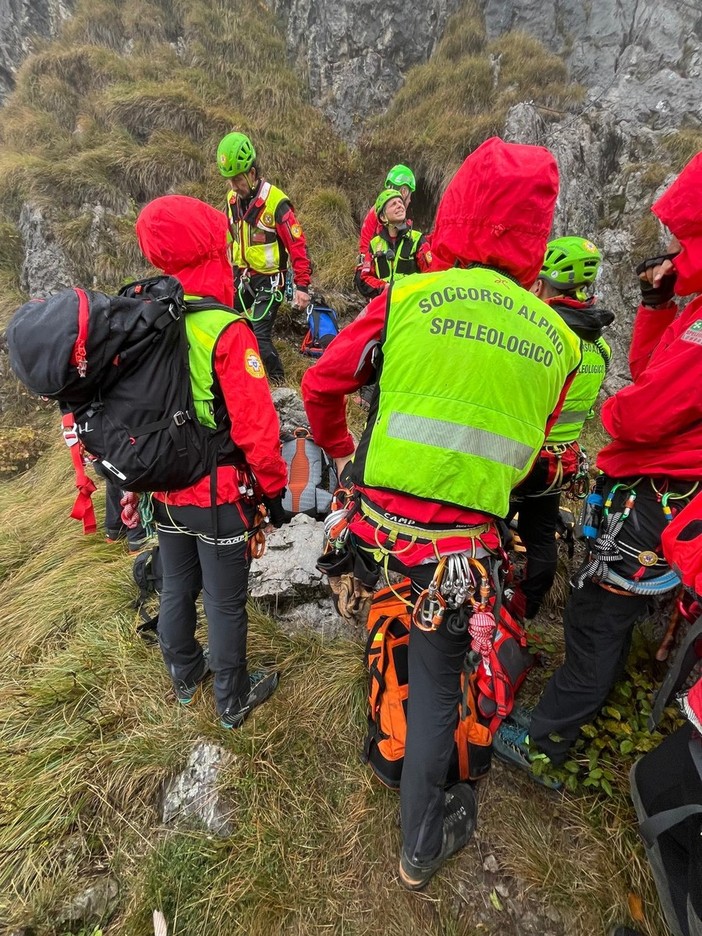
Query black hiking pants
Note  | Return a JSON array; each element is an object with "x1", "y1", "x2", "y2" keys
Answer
[
  {"x1": 530, "y1": 475, "x2": 694, "y2": 764},
  {"x1": 631, "y1": 726, "x2": 702, "y2": 936},
  {"x1": 507, "y1": 490, "x2": 561, "y2": 619},
  {"x1": 234, "y1": 272, "x2": 284, "y2": 382},
  {"x1": 154, "y1": 499, "x2": 256, "y2": 715},
  {"x1": 386, "y1": 558, "x2": 472, "y2": 865}
]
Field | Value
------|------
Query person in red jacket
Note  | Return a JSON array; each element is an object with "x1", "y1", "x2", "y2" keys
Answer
[
  {"x1": 357, "y1": 163, "x2": 418, "y2": 264},
  {"x1": 218, "y1": 132, "x2": 313, "y2": 383},
  {"x1": 495, "y1": 152, "x2": 702, "y2": 778},
  {"x1": 135, "y1": 194, "x2": 288, "y2": 729},
  {"x1": 303, "y1": 138, "x2": 580, "y2": 890},
  {"x1": 354, "y1": 188, "x2": 431, "y2": 299}
]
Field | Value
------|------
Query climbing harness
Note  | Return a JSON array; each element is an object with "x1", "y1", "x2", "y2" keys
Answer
[
  {"x1": 574, "y1": 479, "x2": 699, "y2": 594},
  {"x1": 237, "y1": 270, "x2": 285, "y2": 322}
]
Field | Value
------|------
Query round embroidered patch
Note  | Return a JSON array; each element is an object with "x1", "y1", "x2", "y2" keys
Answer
[
  {"x1": 262, "y1": 211, "x2": 275, "y2": 227},
  {"x1": 245, "y1": 349, "x2": 265, "y2": 378},
  {"x1": 290, "y1": 223, "x2": 302, "y2": 238}
]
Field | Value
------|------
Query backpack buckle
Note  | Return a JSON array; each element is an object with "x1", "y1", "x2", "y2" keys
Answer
[{"x1": 173, "y1": 410, "x2": 189, "y2": 427}]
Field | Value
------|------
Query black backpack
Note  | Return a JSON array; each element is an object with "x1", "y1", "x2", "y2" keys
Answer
[{"x1": 7, "y1": 276, "x2": 241, "y2": 529}]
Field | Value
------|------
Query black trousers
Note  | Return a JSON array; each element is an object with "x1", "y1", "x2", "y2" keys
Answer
[
  {"x1": 508, "y1": 490, "x2": 561, "y2": 619},
  {"x1": 154, "y1": 499, "x2": 256, "y2": 715},
  {"x1": 631, "y1": 726, "x2": 702, "y2": 936},
  {"x1": 234, "y1": 272, "x2": 284, "y2": 381},
  {"x1": 386, "y1": 558, "x2": 472, "y2": 865},
  {"x1": 531, "y1": 475, "x2": 692, "y2": 764}
]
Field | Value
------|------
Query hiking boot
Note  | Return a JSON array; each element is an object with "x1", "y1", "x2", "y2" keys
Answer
[
  {"x1": 508, "y1": 705, "x2": 532, "y2": 731},
  {"x1": 493, "y1": 720, "x2": 562, "y2": 790},
  {"x1": 174, "y1": 648, "x2": 210, "y2": 705},
  {"x1": 220, "y1": 669, "x2": 279, "y2": 729},
  {"x1": 398, "y1": 783, "x2": 477, "y2": 891},
  {"x1": 127, "y1": 536, "x2": 149, "y2": 554},
  {"x1": 105, "y1": 527, "x2": 126, "y2": 544}
]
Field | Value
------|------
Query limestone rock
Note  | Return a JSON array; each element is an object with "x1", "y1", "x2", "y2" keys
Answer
[
  {"x1": 263, "y1": 0, "x2": 464, "y2": 138},
  {"x1": 248, "y1": 514, "x2": 325, "y2": 603},
  {"x1": 59, "y1": 876, "x2": 119, "y2": 927},
  {"x1": 161, "y1": 741, "x2": 236, "y2": 836},
  {"x1": 0, "y1": 0, "x2": 75, "y2": 102},
  {"x1": 272, "y1": 386, "x2": 310, "y2": 434},
  {"x1": 19, "y1": 203, "x2": 74, "y2": 297},
  {"x1": 277, "y1": 597, "x2": 354, "y2": 641}
]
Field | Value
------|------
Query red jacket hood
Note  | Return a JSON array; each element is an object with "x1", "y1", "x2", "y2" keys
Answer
[
  {"x1": 429, "y1": 136, "x2": 559, "y2": 286},
  {"x1": 136, "y1": 195, "x2": 234, "y2": 306},
  {"x1": 652, "y1": 152, "x2": 702, "y2": 297}
]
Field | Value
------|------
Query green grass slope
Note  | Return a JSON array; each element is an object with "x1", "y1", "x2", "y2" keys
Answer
[{"x1": 0, "y1": 440, "x2": 666, "y2": 936}]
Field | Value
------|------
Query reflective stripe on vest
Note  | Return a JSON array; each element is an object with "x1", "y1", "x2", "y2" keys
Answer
[
  {"x1": 370, "y1": 228, "x2": 422, "y2": 283},
  {"x1": 546, "y1": 336, "x2": 610, "y2": 443},
  {"x1": 387, "y1": 412, "x2": 534, "y2": 471},
  {"x1": 358, "y1": 268, "x2": 582, "y2": 517},
  {"x1": 226, "y1": 181, "x2": 288, "y2": 274},
  {"x1": 184, "y1": 299, "x2": 243, "y2": 429}
]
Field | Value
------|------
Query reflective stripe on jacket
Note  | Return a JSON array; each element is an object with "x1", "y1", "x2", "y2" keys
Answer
[{"x1": 354, "y1": 267, "x2": 581, "y2": 517}]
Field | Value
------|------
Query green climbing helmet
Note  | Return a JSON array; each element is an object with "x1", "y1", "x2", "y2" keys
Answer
[
  {"x1": 385, "y1": 164, "x2": 416, "y2": 193},
  {"x1": 540, "y1": 236, "x2": 602, "y2": 296},
  {"x1": 217, "y1": 132, "x2": 256, "y2": 178},
  {"x1": 375, "y1": 188, "x2": 404, "y2": 219}
]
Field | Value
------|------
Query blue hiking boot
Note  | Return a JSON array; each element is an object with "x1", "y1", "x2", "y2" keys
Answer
[
  {"x1": 173, "y1": 648, "x2": 211, "y2": 705},
  {"x1": 220, "y1": 669, "x2": 280, "y2": 729},
  {"x1": 493, "y1": 719, "x2": 562, "y2": 790}
]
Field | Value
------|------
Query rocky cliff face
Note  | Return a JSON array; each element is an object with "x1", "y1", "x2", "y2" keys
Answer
[
  {"x1": 482, "y1": 0, "x2": 702, "y2": 131},
  {"x1": 265, "y1": 0, "x2": 464, "y2": 139},
  {"x1": 490, "y1": 0, "x2": 702, "y2": 392},
  {"x1": 0, "y1": 0, "x2": 74, "y2": 102}
]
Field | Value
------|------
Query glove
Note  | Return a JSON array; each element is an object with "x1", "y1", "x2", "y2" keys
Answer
[
  {"x1": 263, "y1": 491, "x2": 287, "y2": 528},
  {"x1": 635, "y1": 253, "x2": 678, "y2": 306},
  {"x1": 120, "y1": 491, "x2": 140, "y2": 528},
  {"x1": 328, "y1": 572, "x2": 374, "y2": 627}
]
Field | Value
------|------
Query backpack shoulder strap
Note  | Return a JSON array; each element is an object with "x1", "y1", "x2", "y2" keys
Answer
[{"x1": 184, "y1": 297, "x2": 242, "y2": 318}]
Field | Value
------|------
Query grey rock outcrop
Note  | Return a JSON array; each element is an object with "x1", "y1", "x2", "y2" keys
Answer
[
  {"x1": 272, "y1": 386, "x2": 310, "y2": 433},
  {"x1": 0, "y1": 0, "x2": 75, "y2": 102},
  {"x1": 19, "y1": 203, "x2": 74, "y2": 297},
  {"x1": 59, "y1": 876, "x2": 119, "y2": 928},
  {"x1": 482, "y1": 0, "x2": 702, "y2": 130},
  {"x1": 161, "y1": 741, "x2": 236, "y2": 836},
  {"x1": 248, "y1": 513, "x2": 325, "y2": 603},
  {"x1": 264, "y1": 0, "x2": 464, "y2": 138}
]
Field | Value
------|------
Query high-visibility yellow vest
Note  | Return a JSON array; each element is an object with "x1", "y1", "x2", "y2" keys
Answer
[
  {"x1": 356, "y1": 267, "x2": 582, "y2": 517},
  {"x1": 546, "y1": 336, "x2": 610, "y2": 443},
  {"x1": 225, "y1": 182, "x2": 288, "y2": 274},
  {"x1": 369, "y1": 228, "x2": 423, "y2": 283},
  {"x1": 183, "y1": 298, "x2": 242, "y2": 429}
]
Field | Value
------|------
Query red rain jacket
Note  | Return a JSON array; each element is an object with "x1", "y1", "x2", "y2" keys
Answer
[
  {"x1": 598, "y1": 153, "x2": 702, "y2": 481},
  {"x1": 136, "y1": 195, "x2": 288, "y2": 506},
  {"x1": 303, "y1": 137, "x2": 566, "y2": 563}
]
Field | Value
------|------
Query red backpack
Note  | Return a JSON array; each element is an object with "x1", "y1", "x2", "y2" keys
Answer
[{"x1": 475, "y1": 603, "x2": 534, "y2": 735}]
